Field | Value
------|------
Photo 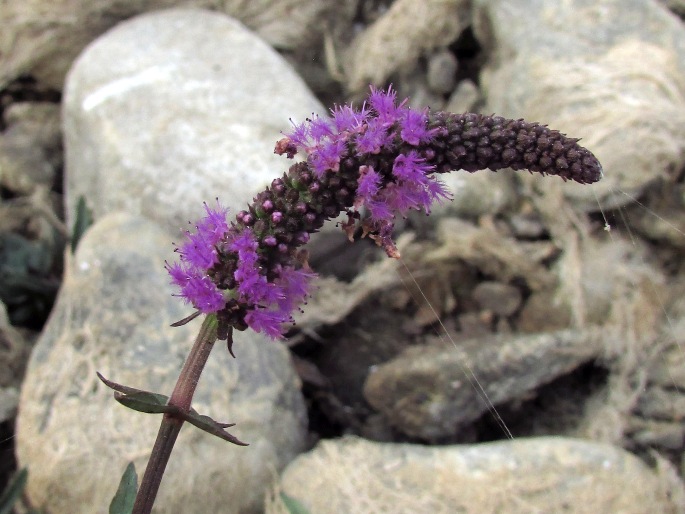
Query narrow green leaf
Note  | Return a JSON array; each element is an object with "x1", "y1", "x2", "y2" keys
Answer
[
  {"x1": 97, "y1": 370, "x2": 247, "y2": 445},
  {"x1": 280, "y1": 492, "x2": 311, "y2": 514},
  {"x1": 0, "y1": 468, "x2": 28, "y2": 514},
  {"x1": 109, "y1": 462, "x2": 138, "y2": 514},
  {"x1": 182, "y1": 410, "x2": 248, "y2": 446},
  {"x1": 114, "y1": 391, "x2": 170, "y2": 414},
  {"x1": 71, "y1": 196, "x2": 93, "y2": 253}
]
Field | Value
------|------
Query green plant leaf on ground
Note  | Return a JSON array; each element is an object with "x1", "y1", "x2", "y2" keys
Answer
[
  {"x1": 0, "y1": 467, "x2": 28, "y2": 514},
  {"x1": 0, "y1": 231, "x2": 59, "y2": 325},
  {"x1": 280, "y1": 492, "x2": 311, "y2": 514},
  {"x1": 71, "y1": 196, "x2": 93, "y2": 253},
  {"x1": 109, "y1": 462, "x2": 137, "y2": 514}
]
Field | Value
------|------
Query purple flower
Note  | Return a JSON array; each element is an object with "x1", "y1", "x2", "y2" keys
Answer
[
  {"x1": 309, "y1": 138, "x2": 347, "y2": 177},
  {"x1": 366, "y1": 198, "x2": 394, "y2": 222},
  {"x1": 424, "y1": 176, "x2": 452, "y2": 207},
  {"x1": 245, "y1": 308, "x2": 288, "y2": 339},
  {"x1": 239, "y1": 265, "x2": 315, "y2": 339},
  {"x1": 355, "y1": 119, "x2": 391, "y2": 155},
  {"x1": 167, "y1": 261, "x2": 225, "y2": 313},
  {"x1": 368, "y1": 85, "x2": 405, "y2": 125},
  {"x1": 331, "y1": 104, "x2": 369, "y2": 132},
  {"x1": 287, "y1": 119, "x2": 310, "y2": 149},
  {"x1": 392, "y1": 151, "x2": 434, "y2": 182},
  {"x1": 400, "y1": 109, "x2": 434, "y2": 146},
  {"x1": 276, "y1": 266, "x2": 316, "y2": 311},
  {"x1": 309, "y1": 116, "x2": 334, "y2": 141},
  {"x1": 356, "y1": 165, "x2": 381, "y2": 203},
  {"x1": 176, "y1": 201, "x2": 229, "y2": 269},
  {"x1": 166, "y1": 202, "x2": 229, "y2": 313}
]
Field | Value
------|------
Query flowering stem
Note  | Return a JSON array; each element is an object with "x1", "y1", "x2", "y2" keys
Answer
[{"x1": 132, "y1": 315, "x2": 218, "y2": 514}]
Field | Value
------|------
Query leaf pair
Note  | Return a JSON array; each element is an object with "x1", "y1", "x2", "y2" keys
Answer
[{"x1": 97, "y1": 372, "x2": 248, "y2": 446}]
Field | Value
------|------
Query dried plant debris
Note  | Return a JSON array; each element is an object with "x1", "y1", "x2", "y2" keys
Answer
[{"x1": 344, "y1": 0, "x2": 471, "y2": 92}]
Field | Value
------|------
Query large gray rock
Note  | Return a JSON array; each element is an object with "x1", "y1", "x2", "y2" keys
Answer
[
  {"x1": 16, "y1": 213, "x2": 307, "y2": 514},
  {"x1": 267, "y1": 436, "x2": 681, "y2": 514},
  {"x1": 474, "y1": 0, "x2": 685, "y2": 210},
  {"x1": 1, "y1": 0, "x2": 338, "y2": 90},
  {"x1": 363, "y1": 329, "x2": 603, "y2": 440},
  {"x1": 63, "y1": 8, "x2": 325, "y2": 237}
]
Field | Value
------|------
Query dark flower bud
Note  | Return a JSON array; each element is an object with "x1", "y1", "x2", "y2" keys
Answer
[
  {"x1": 253, "y1": 219, "x2": 267, "y2": 236},
  {"x1": 335, "y1": 188, "x2": 350, "y2": 202},
  {"x1": 237, "y1": 210, "x2": 254, "y2": 226},
  {"x1": 271, "y1": 178, "x2": 286, "y2": 194},
  {"x1": 294, "y1": 232, "x2": 310, "y2": 245}
]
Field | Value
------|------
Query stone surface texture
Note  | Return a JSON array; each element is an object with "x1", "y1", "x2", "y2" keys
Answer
[
  {"x1": 474, "y1": 0, "x2": 685, "y2": 210},
  {"x1": 267, "y1": 436, "x2": 679, "y2": 514},
  {"x1": 1, "y1": 0, "x2": 338, "y2": 90},
  {"x1": 62, "y1": 8, "x2": 326, "y2": 237},
  {"x1": 363, "y1": 329, "x2": 603, "y2": 440}
]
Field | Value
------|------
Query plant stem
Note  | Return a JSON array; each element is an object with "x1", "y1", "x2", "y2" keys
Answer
[{"x1": 132, "y1": 315, "x2": 218, "y2": 514}]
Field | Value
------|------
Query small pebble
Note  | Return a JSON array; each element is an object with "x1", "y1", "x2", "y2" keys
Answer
[
  {"x1": 473, "y1": 281, "x2": 522, "y2": 317},
  {"x1": 427, "y1": 49, "x2": 458, "y2": 95}
]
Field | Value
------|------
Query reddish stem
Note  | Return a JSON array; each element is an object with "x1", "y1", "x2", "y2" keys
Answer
[{"x1": 132, "y1": 315, "x2": 218, "y2": 514}]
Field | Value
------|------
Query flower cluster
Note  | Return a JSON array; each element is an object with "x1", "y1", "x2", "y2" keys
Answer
[
  {"x1": 167, "y1": 203, "x2": 315, "y2": 340},
  {"x1": 167, "y1": 202, "x2": 229, "y2": 314},
  {"x1": 168, "y1": 86, "x2": 602, "y2": 340}
]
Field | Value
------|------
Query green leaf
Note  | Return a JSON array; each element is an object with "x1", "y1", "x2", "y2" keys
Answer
[
  {"x1": 0, "y1": 468, "x2": 28, "y2": 514},
  {"x1": 109, "y1": 462, "x2": 137, "y2": 514},
  {"x1": 96, "y1": 372, "x2": 248, "y2": 446},
  {"x1": 71, "y1": 196, "x2": 93, "y2": 253},
  {"x1": 280, "y1": 492, "x2": 311, "y2": 514},
  {"x1": 182, "y1": 409, "x2": 248, "y2": 447},
  {"x1": 114, "y1": 391, "x2": 170, "y2": 414},
  {"x1": 97, "y1": 372, "x2": 170, "y2": 414}
]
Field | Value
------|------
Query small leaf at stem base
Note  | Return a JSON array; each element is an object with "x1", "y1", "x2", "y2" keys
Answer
[
  {"x1": 0, "y1": 468, "x2": 28, "y2": 514},
  {"x1": 280, "y1": 492, "x2": 312, "y2": 514},
  {"x1": 109, "y1": 462, "x2": 137, "y2": 514}
]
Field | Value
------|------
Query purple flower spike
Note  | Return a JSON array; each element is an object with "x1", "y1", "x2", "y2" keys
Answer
[{"x1": 170, "y1": 86, "x2": 602, "y2": 340}]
